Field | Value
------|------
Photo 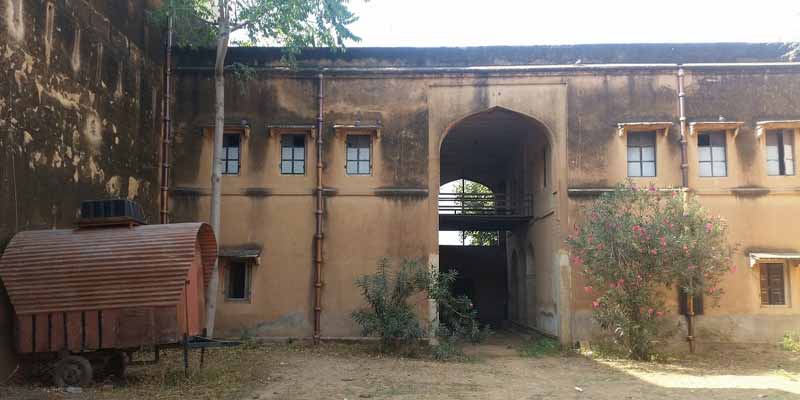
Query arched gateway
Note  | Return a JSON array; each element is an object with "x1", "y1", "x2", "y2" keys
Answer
[{"x1": 436, "y1": 107, "x2": 563, "y2": 338}]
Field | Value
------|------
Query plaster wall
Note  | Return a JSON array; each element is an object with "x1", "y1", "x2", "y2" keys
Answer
[
  {"x1": 172, "y1": 46, "x2": 800, "y2": 344},
  {"x1": 0, "y1": 0, "x2": 163, "y2": 376},
  {"x1": 567, "y1": 69, "x2": 800, "y2": 343}
]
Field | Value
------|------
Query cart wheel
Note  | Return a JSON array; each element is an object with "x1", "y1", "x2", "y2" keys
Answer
[
  {"x1": 53, "y1": 355, "x2": 93, "y2": 387},
  {"x1": 107, "y1": 352, "x2": 128, "y2": 380}
]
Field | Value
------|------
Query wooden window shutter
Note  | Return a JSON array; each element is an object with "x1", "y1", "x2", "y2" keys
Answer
[
  {"x1": 767, "y1": 264, "x2": 785, "y2": 305},
  {"x1": 760, "y1": 265, "x2": 770, "y2": 305},
  {"x1": 678, "y1": 290, "x2": 704, "y2": 315}
]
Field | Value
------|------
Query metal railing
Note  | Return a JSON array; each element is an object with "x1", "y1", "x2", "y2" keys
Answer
[{"x1": 438, "y1": 192, "x2": 533, "y2": 216}]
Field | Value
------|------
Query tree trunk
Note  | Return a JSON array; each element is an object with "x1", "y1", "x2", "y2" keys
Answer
[{"x1": 204, "y1": 0, "x2": 230, "y2": 338}]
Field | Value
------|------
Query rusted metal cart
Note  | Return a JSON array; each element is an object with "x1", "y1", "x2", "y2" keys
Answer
[{"x1": 0, "y1": 200, "x2": 227, "y2": 386}]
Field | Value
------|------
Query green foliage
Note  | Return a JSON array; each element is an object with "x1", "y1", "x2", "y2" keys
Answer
[
  {"x1": 452, "y1": 180, "x2": 499, "y2": 246},
  {"x1": 567, "y1": 182, "x2": 734, "y2": 360},
  {"x1": 782, "y1": 331, "x2": 800, "y2": 352},
  {"x1": 352, "y1": 258, "x2": 489, "y2": 356},
  {"x1": 352, "y1": 259, "x2": 429, "y2": 350},
  {"x1": 430, "y1": 269, "x2": 491, "y2": 344},
  {"x1": 153, "y1": 0, "x2": 360, "y2": 57},
  {"x1": 518, "y1": 335, "x2": 561, "y2": 358}
]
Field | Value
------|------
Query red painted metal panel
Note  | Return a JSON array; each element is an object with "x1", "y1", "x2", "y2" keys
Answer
[
  {"x1": 186, "y1": 246, "x2": 205, "y2": 336},
  {"x1": 50, "y1": 312, "x2": 65, "y2": 351},
  {"x1": 154, "y1": 306, "x2": 179, "y2": 344},
  {"x1": 34, "y1": 314, "x2": 48, "y2": 352},
  {"x1": 101, "y1": 309, "x2": 119, "y2": 349},
  {"x1": 16, "y1": 315, "x2": 32, "y2": 353},
  {"x1": 117, "y1": 308, "x2": 154, "y2": 348},
  {"x1": 84, "y1": 311, "x2": 99, "y2": 350},
  {"x1": 65, "y1": 311, "x2": 82, "y2": 351},
  {"x1": 0, "y1": 223, "x2": 217, "y2": 316}
]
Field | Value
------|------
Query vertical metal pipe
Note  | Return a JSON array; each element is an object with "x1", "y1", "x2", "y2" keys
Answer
[
  {"x1": 159, "y1": 3, "x2": 174, "y2": 225},
  {"x1": 313, "y1": 72, "x2": 325, "y2": 344},
  {"x1": 677, "y1": 66, "x2": 689, "y2": 189},
  {"x1": 677, "y1": 65, "x2": 695, "y2": 353}
]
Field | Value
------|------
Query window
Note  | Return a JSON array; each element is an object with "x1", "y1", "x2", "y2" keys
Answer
[
  {"x1": 222, "y1": 133, "x2": 241, "y2": 175},
  {"x1": 760, "y1": 263, "x2": 786, "y2": 306},
  {"x1": 766, "y1": 129, "x2": 795, "y2": 176},
  {"x1": 698, "y1": 131, "x2": 727, "y2": 177},
  {"x1": 346, "y1": 135, "x2": 371, "y2": 175},
  {"x1": 678, "y1": 291, "x2": 704, "y2": 315},
  {"x1": 280, "y1": 134, "x2": 306, "y2": 175},
  {"x1": 226, "y1": 261, "x2": 251, "y2": 301},
  {"x1": 627, "y1": 131, "x2": 656, "y2": 177}
]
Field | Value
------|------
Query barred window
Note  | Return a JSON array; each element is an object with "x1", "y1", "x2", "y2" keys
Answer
[
  {"x1": 760, "y1": 263, "x2": 786, "y2": 306},
  {"x1": 698, "y1": 131, "x2": 727, "y2": 177},
  {"x1": 222, "y1": 133, "x2": 241, "y2": 176},
  {"x1": 627, "y1": 131, "x2": 656, "y2": 177},
  {"x1": 766, "y1": 129, "x2": 795, "y2": 176},
  {"x1": 280, "y1": 134, "x2": 306, "y2": 175},
  {"x1": 346, "y1": 135, "x2": 371, "y2": 175}
]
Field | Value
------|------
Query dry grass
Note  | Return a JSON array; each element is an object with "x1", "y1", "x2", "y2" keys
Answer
[{"x1": 2, "y1": 338, "x2": 800, "y2": 400}]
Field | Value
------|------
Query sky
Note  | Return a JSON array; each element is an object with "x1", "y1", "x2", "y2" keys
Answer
[
  {"x1": 344, "y1": 0, "x2": 800, "y2": 47},
  {"x1": 345, "y1": 0, "x2": 800, "y2": 245}
]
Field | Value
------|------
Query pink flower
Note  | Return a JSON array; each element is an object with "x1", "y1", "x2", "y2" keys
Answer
[
  {"x1": 597, "y1": 243, "x2": 605, "y2": 250},
  {"x1": 583, "y1": 286, "x2": 593, "y2": 294},
  {"x1": 648, "y1": 184, "x2": 657, "y2": 192},
  {"x1": 656, "y1": 311, "x2": 664, "y2": 317},
  {"x1": 617, "y1": 278, "x2": 625, "y2": 286},
  {"x1": 650, "y1": 249, "x2": 658, "y2": 255},
  {"x1": 648, "y1": 308, "x2": 654, "y2": 315},
  {"x1": 659, "y1": 236, "x2": 667, "y2": 247},
  {"x1": 592, "y1": 300, "x2": 601, "y2": 309},
  {"x1": 730, "y1": 265, "x2": 738, "y2": 273},
  {"x1": 705, "y1": 223, "x2": 713, "y2": 233},
  {"x1": 671, "y1": 191, "x2": 678, "y2": 197},
  {"x1": 687, "y1": 264, "x2": 697, "y2": 270},
  {"x1": 570, "y1": 255, "x2": 583, "y2": 267}
]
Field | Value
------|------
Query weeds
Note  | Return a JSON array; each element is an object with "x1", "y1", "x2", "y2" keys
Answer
[
  {"x1": 782, "y1": 331, "x2": 800, "y2": 352},
  {"x1": 518, "y1": 335, "x2": 561, "y2": 357}
]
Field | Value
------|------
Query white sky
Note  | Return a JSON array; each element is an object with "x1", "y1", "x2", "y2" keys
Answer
[{"x1": 346, "y1": 0, "x2": 800, "y2": 47}]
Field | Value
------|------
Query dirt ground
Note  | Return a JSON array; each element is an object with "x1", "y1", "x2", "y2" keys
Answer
[{"x1": 2, "y1": 333, "x2": 799, "y2": 400}]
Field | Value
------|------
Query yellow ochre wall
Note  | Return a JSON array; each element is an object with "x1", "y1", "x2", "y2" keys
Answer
[{"x1": 171, "y1": 47, "x2": 800, "y2": 344}]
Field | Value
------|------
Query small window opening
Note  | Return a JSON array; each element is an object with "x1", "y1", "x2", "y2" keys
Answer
[
  {"x1": 766, "y1": 129, "x2": 795, "y2": 176},
  {"x1": 627, "y1": 131, "x2": 656, "y2": 177},
  {"x1": 226, "y1": 261, "x2": 250, "y2": 301},
  {"x1": 280, "y1": 134, "x2": 306, "y2": 175},
  {"x1": 760, "y1": 263, "x2": 786, "y2": 306},
  {"x1": 678, "y1": 290, "x2": 704, "y2": 315},
  {"x1": 698, "y1": 131, "x2": 727, "y2": 177},
  {"x1": 222, "y1": 133, "x2": 241, "y2": 176},
  {"x1": 346, "y1": 135, "x2": 372, "y2": 175}
]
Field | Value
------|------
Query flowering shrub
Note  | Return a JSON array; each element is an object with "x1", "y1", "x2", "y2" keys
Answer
[{"x1": 567, "y1": 183, "x2": 734, "y2": 359}]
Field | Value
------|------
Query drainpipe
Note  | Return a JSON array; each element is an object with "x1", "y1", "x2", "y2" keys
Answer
[
  {"x1": 677, "y1": 66, "x2": 689, "y2": 189},
  {"x1": 159, "y1": 4, "x2": 173, "y2": 225},
  {"x1": 677, "y1": 65, "x2": 695, "y2": 353},
  {"x1": 313, "y1": 72, "x2": 325, "y2": 344}
]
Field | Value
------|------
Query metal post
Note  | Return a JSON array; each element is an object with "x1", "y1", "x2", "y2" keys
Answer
[
  {"x1": 182, "y1": 334, "x2": 189, "y2": 373},
  {"x1": 200, "y1": 328, "x2": 207, "y2": 368}
]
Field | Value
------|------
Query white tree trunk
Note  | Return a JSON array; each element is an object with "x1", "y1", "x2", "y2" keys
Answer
[{"x1": 205, "y1": 0, "x2": 230, "y2": 337}]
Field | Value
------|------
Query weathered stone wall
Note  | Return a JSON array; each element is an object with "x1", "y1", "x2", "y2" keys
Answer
[
  {"x1": 0, "y1": 0, "x2": 163, "y2": 375},
  {"x1": 172, "y1": 45, "x2": 800, "y2": 344}
]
